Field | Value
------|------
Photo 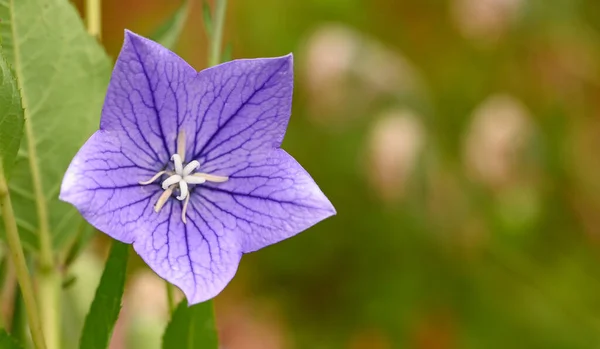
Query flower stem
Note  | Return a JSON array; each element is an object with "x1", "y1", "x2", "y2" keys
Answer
[
  {"x1": 208, "y1": 0, "x2": 228, "y2": 67},
  {"x1": 85, "y1": 0, "x2": 102, "y2": 39},
  {"x1": 24, "y1": 115, "x2": 60, "y2": 349},
  {"x1": 166, "y1": 282, "x2": 175, "y2": 315},
  {"x1": 38, "y1": 271, "x2": 60, "y2": 349},
  {"x1": 0, "y1": 172, "x2": 46, "y2": 349}
]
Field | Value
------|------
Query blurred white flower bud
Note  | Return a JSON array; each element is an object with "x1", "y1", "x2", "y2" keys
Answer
[
  {"x1": 303, "y1": 25, "x2": 358, "y2": 122},
  {"x1": 367, "y1": 109, "x2": 425, "y2": 201},
  {"x1": 464, "y1": 94, "x2": 531, "y2": 187},
  {"x1": 451, "y1": 0, "x2": 524, "y2": 44},
  {"x1": 302, "y1": 24, "x2": 423, "y2": 125}
]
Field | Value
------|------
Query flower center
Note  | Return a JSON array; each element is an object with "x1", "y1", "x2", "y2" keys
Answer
[{"x1": 138, "y1": 131, "x2": 228, "y2": 223}]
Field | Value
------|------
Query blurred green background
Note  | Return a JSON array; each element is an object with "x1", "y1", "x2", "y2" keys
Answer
[{"x1": 64, "y1": 0, "x2": 600, "y2": 348}]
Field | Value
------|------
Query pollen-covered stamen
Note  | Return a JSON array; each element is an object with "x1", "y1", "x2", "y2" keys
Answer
[
  {"x1": 138, "y1": 170, "x2": 167, "y2": 185},
  {"x1": 177, "y1": 129, "x2": 186, "y2": 161},
  {"x1": 192, "y1": 173, "x2": 229, "y2": 183},
  {"x1": 141, "y1": 130, "x2": 230, "y2": 222},
  {"x1": 154, "y1": 185, "x2": 175, "y2": 212}
]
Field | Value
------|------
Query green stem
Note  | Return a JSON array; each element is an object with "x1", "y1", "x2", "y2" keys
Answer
[
  {"x1": 0, "y1": 172, "x2": 46, "y2": 349},
  {"x1": 23, "y1": 114, "x2": 60, "y2": 349},
  {"x1": 38, "y1": 272, "x2": 60, "y2": 349},
  {"x1": 166, "y1": 282, "x2": 175, "y2": 315},
  {"x1": 208, "y1": 0, "x2": 228, "y2": 67},
  {"x1": 85, "y1": 0, "x2": 102, "y2": 39}
]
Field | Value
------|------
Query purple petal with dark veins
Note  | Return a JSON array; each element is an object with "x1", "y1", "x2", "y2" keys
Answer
[
  {"x1": 101, "y1": 30, "x2": 196, "y2": 165},
  {"x1": 60, "y1": 131, "x2": 161, "y2": 244},
  {"x1": 179, "y1": 55, "x2": 293, "y2": 167},
  {"x1": 133, "y1": 198, "x2": 242, "y2": 304},
  {"x1": 196, "y1": 149, "x2": 336, "y2": 253}
]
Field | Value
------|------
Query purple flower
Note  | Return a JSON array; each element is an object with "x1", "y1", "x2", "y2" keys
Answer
[{"x1": 60, "y1": 31, "x2": 335, "y2": 304}]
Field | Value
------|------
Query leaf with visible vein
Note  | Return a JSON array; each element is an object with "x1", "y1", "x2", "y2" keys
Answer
[
  {"x1": 162, "y1": 300, "x2": 219, "y2": 349},
  {"x1": 150, "y1": 0, "x2": 191, "y2": 50},
  {"x1": 0, "y1": 329, "x2": 23, "y2": 349},
  {"x1": 0, "y1": 46, "x2": 23, "y2": 178},
  {"x1": 79, "y1": 241, "x2": 129, "y2": 349},
  {"x1": 0, "y1": 0, "x2": 111, "y2": 251}
]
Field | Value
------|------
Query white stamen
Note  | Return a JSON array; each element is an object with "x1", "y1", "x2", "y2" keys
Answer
[
  {"x1": 177, "y1": 130, "x2": 186, "y2": 162},
  {"x1": 192, "y1": 173, "x2": 229, "y2": 183},
  {"x1": 139, "y1": 131, "x2": 230, "y2": 222},
  {"x1": 182, "y1": 160, "x2": 200, "y2": 176},
  {"x1": 183, "y1": 175, "x2": 206, "y2": 185},
  {"x1": 177, "y1": 180, "x2": 188, "y2": 200},
  {"x1": 182, "y1": 195, "x2": 190, "y2": 224},
  {"x1": 138, "y1": 170, "x2": 166, "y2": 185},
  {"x1": 162, "y1": 174, "x2": 182, "y2": 189},
  {"x1": 155, "y1": 186, "x2": 174, "y2": 212},
  {"x1": 171, "y1": 154, "x2": 183, "y2": 174}
]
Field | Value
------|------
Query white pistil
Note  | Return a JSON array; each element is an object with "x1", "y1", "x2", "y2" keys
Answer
[
  {"x1": 162, "y1": 174, "x2": 182, "y2": 189},
  {"x1": 183, "y1": 175, "x2": 206, "y2": 185},
  {"x1": 177, "y1": 181, "x2": 188, "y2": 200},
  {"x1": 172, "y1": 154, "x2": 183, "y2": 174},
  {"x1": 138, "y1": 130, "x2": 229, "y2": 223},
  {"x1": 181, "y1": 195, "x2": 190, "y2": 224},
  {"x1": 182, "y1": 160, "x2": 200, "y2": 176}
]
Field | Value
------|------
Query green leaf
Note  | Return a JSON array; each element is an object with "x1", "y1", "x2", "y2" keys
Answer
[
  {"x1": 0, "y1": 47, "x2": 23, "y2": 178},
  {"x1": 0, "y1": 329, "x2": 23, "y2": 349},
  {"x1": 79, "y1": 241, "x2": 129, "y2": 349},
  {"x1": 63, "y1": 222, "x2": 97, "y2": 269},
  {"x1": 0, "y1": 0, "x2": 111, "y2": 251},
  {"x1": 202, "y1": 1, "x2": 213, "y2": 37},
  {"x1": 9, "y1": 282, "x2": 26, "y2": 347},
  {"x1": 162, "y1": 300, "x2": 219, "y2": 349},
  {"x1": 150, "y1": 0, "x2": 191, "y2": 50}
]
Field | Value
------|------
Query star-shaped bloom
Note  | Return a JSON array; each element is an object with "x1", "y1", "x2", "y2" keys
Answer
[{"x1": 60, "y1": 31, "x2": 335, "y2": 304}]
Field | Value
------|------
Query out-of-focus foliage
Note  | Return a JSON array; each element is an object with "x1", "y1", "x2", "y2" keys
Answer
[
  {"x1": 0, "y1": 47, "x2": 23, "y2": 178},
  {"x1": 150, "y1": 0, "x2": 190, "y2": 50},
  {"x1": 79, "y1": 241, "x2": 129, "y2": 349},
  {"x1": 0, "y1": 329, "x2": 23, "y2": 349},
  {"x1": 0, "y1": 0, "x2": 111, "y2": 251},
  {"x1": 62, "y1": 0, "x2": 600, "y2": 348},
  {"x1": 162, "y1": 301, "x2": 218, "y2": 349}
]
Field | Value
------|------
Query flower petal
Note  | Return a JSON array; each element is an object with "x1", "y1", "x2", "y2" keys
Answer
[
  {"x1": 194, "y1": 149, "x2": 336, "y2": 253},
  {"x1": 132, "y1": 200, "x2": 242, "y2": 304},
  {"x1": 62, "y1": 131, "x2": 242, "y2": 304},
  {"x1": 60, "y1": 131, "x2": 162, "y2": 244},
  {"x1": 181, "y1": 55, "x2": 294, "y2": 167},
  {"x1": 100, "y1": 30, "x2": 196, "y2": 165}
]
